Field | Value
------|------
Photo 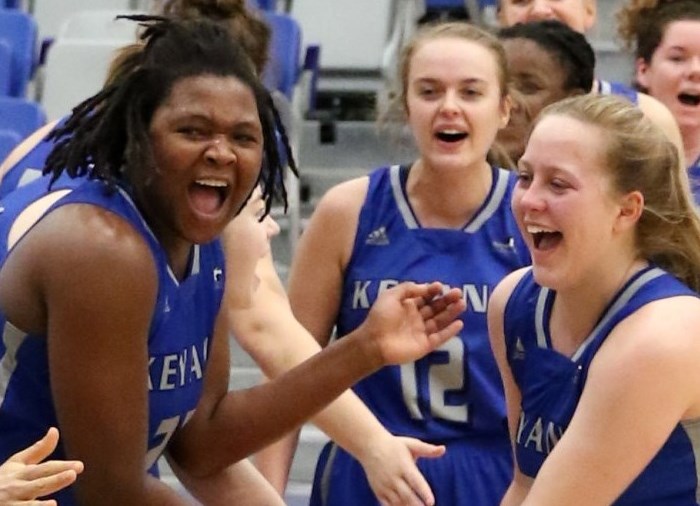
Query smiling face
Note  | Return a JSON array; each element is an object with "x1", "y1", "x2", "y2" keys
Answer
[
  {"x1": 498, "y1": 0, "x2": 596, "y2": 33},
  {"x1": 636, "y1": 20, "x2": 700, "y2": 136},
  {"x1": 405, "y1": 36, "x2": 510, "y2": 173},
  {"x1": 497, "y1": 38, "x2": 573, "y2": 162},
  {"x1": 140, "y1": 74, "x2": 263, "y2": 254},
  {"x1": 512, "y1": 114, "x2": 626, "y2": 290}
]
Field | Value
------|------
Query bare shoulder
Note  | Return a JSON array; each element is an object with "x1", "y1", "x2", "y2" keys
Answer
[
  {"x1": 612, "y1": 295, "x2": 700, "y2": 356},
  {"x1": 592, "y1": 295, "x2": 700, "y2": 415},
  {"x1": 299, "y1": 176, "x2": 370, "y2": 267},
  {"x1": 598, "y1": 296, "x2": 700, "y2": 386},
  {"x1": 313, "y1": 176, "x2": 369, "y2": 219},
  {"x1": 1, "y1": 202, "x2": 158, "y2": 334},
  {"x1": 27, "y1": 203, "x2": 158, "y2": 301},
  {"x1": 636, "y1": 92, "x2": 684, "y2": 148}
]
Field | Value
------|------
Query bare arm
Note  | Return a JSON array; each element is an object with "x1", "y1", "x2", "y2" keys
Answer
[
  {"x1": 168, "y1": 456, "x2": 285, "y2": 506},
  {"x1": 522, "y1": 296, "x2": 700, "y2": 505},
  {"x1": 5, "y1": 205, "x2": 194, "y2": 505},
  {"x1": 169, "y1": 274, "x2": 466, "y2": 478},
  {"x1": 253, "y1": 179, "x2": 449, "y2": 505},
  {"x1": 239, "y1": 254, "x2": 446, "y2": 505},
  {"x1": 487, "y1": 269, "x2": 533, "y2": 506}
]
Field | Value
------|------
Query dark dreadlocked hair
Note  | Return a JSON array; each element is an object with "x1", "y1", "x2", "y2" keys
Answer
[
  {"x1": 498, "y1": 20, "x2": 596, "y2": 94},
  {"x1": 43, "y1": 15, "x2": 297, "y2": 217}
]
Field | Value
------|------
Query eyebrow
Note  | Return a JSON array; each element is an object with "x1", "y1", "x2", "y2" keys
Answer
[{"x1": 413, "y1": 77, "x2": 487, "y2": 85}]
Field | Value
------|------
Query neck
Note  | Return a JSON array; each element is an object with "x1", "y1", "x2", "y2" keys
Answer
[
  {"x1": 550, "y1": 255, "x2": 648, "y2": 356},
  {"x1": 407, "y1": 158, "x2": 492, "y2": 228}
]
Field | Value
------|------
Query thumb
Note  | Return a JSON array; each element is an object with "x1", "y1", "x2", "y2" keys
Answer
[{"x1": 400, "y1": 437, "x2": 446, "y2": 460}]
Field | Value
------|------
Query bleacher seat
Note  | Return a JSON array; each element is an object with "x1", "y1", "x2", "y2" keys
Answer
[
  {"x1": 40, "y1": 38, "x2": 129, "y2": 120},
  {"x1": 0, "y1": 95, "x2": 45, "y2": 138},
  {"x1": 0, "y1": 129, "x2": 21, "y2": 164},
  {"x1": 0, "y1": 39, "x2": 11, "y2": 95},
  {"x1": 0, "y1": 8, "x2": 38, "y2": 97},
  {"x1": 262, "y1": 12, "x2": 302, "y2": 101},
  {"x1": 31, "y1": 0, "x2": 133, "y2": 41},
  {"x1": 56, "y1": 10, "x2": 142, "y2": 42}
]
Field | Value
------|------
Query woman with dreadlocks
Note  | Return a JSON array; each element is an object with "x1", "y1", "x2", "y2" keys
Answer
[
  {"x1": 0, "y1": 2, "x2": 462, "y2": 504},
  {"x1": 0, "y1": 16, "x2": 466, "y2": 505}
]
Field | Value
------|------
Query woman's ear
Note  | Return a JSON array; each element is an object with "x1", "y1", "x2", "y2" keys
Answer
[
  {"x1": 635, "y1": 57, "x2": 651, "y2": 90},
  {"x1": 615, "y1": 190, "x2": 644, "y2": 232}
]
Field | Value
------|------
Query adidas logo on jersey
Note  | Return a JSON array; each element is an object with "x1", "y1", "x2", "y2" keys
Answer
[
  {"x1": 492, "y1": 236, "x2": 516, "y2": 252},
  {"x1": 366, "y1": 226, "x2": 389, "y2": 245}
]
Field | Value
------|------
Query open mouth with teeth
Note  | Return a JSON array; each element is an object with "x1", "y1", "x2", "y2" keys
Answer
[
  {"x1": 189, "y1": 178, "x2": 229, "y2": 215},
  {"x1": 528, "y1": 226, "x2": 563, "y2": 251},
  {"x1": 679, "y1": 93, "x2": 700, "y2": 107},
  {"x1": 435, "y1": 130, "x2": 469, "y2": 143}
]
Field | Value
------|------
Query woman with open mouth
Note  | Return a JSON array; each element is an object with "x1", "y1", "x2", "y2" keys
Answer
[
  {"x1": 490, "y1": 93, "x2": 700, "y2": 505},
  {"x1": 272, "y1": 21, "x2": 531, "y2": 506},
  {"x1": 617, "y1": 0, "x2": 700, "y2": 204}
]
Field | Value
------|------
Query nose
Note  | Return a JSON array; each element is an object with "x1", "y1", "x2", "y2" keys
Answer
[
  {"x1": 688, "y1": 57, "x2": 700, "y2": 79},
  {"x1": 439, "y1": 89, "x2": 460, "y2": 115},
  {"x1": 515, "y1": 182, "x2": 547, "y2": 214},
  {"x1": 205, "y1": 136, "x2": 237, "y2": 166},
  {"x1": 263, "y1": 216, "x2": 281, "y2": 239},
  {"x1": 529, "y1": 0, "x2": 555, "y2": 20}
]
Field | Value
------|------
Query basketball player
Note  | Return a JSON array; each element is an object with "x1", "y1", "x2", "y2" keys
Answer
[
  {"x1": 490, "y1": 94, "x2": 700, "y2": 505},
  {"x1": 0, "y1": 17, "x2": 466, "y2": 505},
  {"x1": 263, "y1": 22, "x2": 530, "y2": 506}
]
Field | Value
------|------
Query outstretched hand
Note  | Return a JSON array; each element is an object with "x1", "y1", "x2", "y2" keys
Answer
[
  {"x1": 360, "y1": 281, "x2": 465, "y2": 367},
  {"x1": 361, "y1": 434, "x2": 445, "y2": 506},
  {"x1": 0, "y1": 427, "x2": 84, "y2": 505}
]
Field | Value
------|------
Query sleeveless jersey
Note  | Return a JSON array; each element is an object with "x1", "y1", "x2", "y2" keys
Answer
[
  {"x1": 504, "y1": 267, "x2": 700, "y2": 505},
  {"x1": 0, "y1": 178, "x2": 225, "y2": 504},
  {"x1": 688, "y1": 155, "x2": 700, "y2": 206},
  {"x1": 310, "y1": 164, "x2": 530, "y2": 506},
  {"x1": 597, "y1": 79, "x2": 639, "y2": 105}
]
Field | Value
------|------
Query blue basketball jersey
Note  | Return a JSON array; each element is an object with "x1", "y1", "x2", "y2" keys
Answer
[
  {"x1": 597, "y1": 79, "x2": 639, "y2": 105},
  {"x1": 311, "y1": 164, "x2": 530, "y2": 505},
  {"x1": 0, "y1": 178, "x2": 226, "y2": 504},
  {"x1": 504, "y1": 266, "x2": 700, "y2": 505},
  {"x1": 688, "y1": 155, "x2": 700, "y2": 206}
]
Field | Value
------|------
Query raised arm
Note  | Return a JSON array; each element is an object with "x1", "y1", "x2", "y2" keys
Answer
[
  {"x1": 254, "y1": 178, "x2": 450, "y2": 505},
  {"x1": 168, "y1": 267, "x2": 465, "y2": 479},
  {"x1": 487, "y1": 269, "x2": 533, "y2": 506},
  {"x1": 521, "y1": 296, "x2": 700, "y2": 505},
  {"x1": 235, "y1": 254, "x2": 447, "y2": 505}
]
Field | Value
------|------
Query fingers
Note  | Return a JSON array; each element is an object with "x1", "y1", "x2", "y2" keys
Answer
[
  {"x1": 394, "y1": 282, "x2": 445, "y2": 307},
  {"x1": 377, "y1": 480, "x2": 427, "y2": 506},
  {"x1": 400, "y1": 438, "x2": 446, "y2": 460},
  {"x1": 9, "y1": 428, "x2": 60, "y2": 465},
  {"x1": 26, "y1": 469, "x2": 80, "y2": 498},
  {"x1": 423, "y1": 296, "x2": 466, "y2": 338}
]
